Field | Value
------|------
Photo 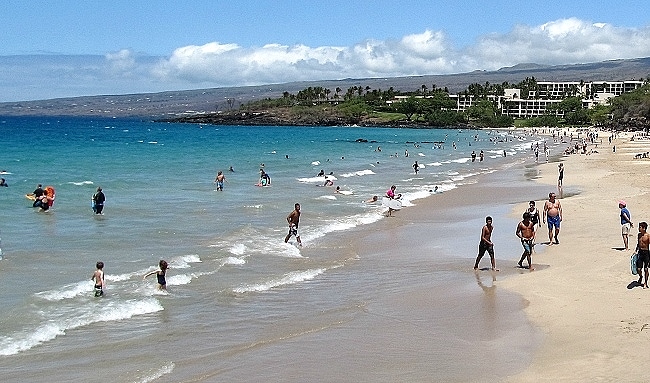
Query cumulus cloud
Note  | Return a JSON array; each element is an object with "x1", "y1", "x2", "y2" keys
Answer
[
  {"x1": 2, "y1": 17, "x2": 650, "y2": 101},
  {"x1": 152, "y1": 18, "x2": 650, "y2": 87},
  {"x1": 464, "y1": 18, "x2": 650, "y2": 69}
]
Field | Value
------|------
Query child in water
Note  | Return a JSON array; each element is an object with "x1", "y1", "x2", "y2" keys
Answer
[
  {"x1": 144, "y1": 260, "x2": 169, "y2": 290},
  {"x1": 92, "y1": 261, "x2": 105, "y2": 297}
]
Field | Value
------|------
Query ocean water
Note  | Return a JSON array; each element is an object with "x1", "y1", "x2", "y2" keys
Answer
[{"x1": 0, "y1": 116, "x2": 548, "y2": 382}]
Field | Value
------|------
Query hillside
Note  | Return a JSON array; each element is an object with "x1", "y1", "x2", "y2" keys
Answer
[{"x1": 0, "y1": 57, "x2": 649, "y2": 118}]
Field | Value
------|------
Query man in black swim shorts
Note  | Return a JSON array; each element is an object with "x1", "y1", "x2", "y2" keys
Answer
[{"x1": 636, "y1": 222, "x2": 650, "y2": 288}]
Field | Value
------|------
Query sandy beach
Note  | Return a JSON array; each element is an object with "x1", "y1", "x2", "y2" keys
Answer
[{"x1": 498, "y1": 130, "x2": 650, "y2": 382}]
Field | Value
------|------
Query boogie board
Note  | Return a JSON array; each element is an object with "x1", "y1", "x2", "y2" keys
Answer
[
  {"x1": 382, "y1": 197, "x2": 402, "y2": 210},
  {"x1": 632, "y1": 251, "x2": 639, "y2": 275}
]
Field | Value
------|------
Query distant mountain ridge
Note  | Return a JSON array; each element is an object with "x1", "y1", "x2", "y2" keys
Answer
[{"x1": 1, "y1": 57, "x2": 649, "y2": 118}]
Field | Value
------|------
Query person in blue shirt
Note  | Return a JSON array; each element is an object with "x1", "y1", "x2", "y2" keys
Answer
[{"x1": 619, "y1": 200, "x2": 633, "y2": 251}]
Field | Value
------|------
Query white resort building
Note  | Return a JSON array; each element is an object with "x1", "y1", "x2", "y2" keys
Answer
[{"x1": 390, "y1": 80, "x2": 645, "y2": 118}]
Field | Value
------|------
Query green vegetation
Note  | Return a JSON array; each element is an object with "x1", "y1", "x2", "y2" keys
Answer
[{"x1": 239, "y1": 79, "x2": 650, "y2": 129}]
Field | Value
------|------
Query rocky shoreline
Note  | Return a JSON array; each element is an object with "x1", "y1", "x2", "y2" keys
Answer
[{"x1": 160, "y1": 109, "x2": 476, "y2": 129}]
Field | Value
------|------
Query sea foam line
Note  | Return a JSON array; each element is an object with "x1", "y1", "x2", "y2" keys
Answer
[
  {"x1": 0, "y1": 298, "x2": 163, "y2": 356},
  {"x1": 233, "y1": 268, "x2": 326, "y2": 293}
]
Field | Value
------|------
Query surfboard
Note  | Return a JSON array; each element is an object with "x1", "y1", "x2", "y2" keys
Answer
[
  {"x1": 338, "y1": 190, "x2": 353, "y2": 195},
  {"x1": 632, "y1": 251, "x2": 639, "y2": 275},
  {"x1": 382, "y1": 197, "x2": 402, "y2": 210},
  {"x1": 25, "y1": 194, "x2": 36, "y2": 201}
]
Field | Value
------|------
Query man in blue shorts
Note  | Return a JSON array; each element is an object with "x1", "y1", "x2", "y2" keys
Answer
[{"x1": 543, "y1": 192, "x2": 562, "y2": 245}]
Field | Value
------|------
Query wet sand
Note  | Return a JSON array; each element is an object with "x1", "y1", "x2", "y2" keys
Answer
[
  {"x1": 224, "y1": 147, "x2": 556, "y2": 383},
  {"x1": 245, "y1": 128, "x2": 650, "y2": 382}
]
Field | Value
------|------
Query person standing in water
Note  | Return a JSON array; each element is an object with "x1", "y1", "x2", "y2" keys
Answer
[
  {"x1": 284, "y1": 203, "x2": 302, "y2": 246},
  {"x1": 214, "y1": 170, "x2": 227, "y2": 191},
  {"x1": 92, "y1": 261, "x2": 106, "y2": 297},
  {"x1": 92, "y1": 187, "x2": 105, "y2": 214},
  {"x1": 144, "y1": 260, "x2": 169, "y2": 290}
]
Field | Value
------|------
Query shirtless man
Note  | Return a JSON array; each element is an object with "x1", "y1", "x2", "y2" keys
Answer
[
  {"x1": 214, "y1": 170, "x2": 227, "y2": 191},
  {"x1": 636, "y1": 222, "x2": 650, "y2": 288},
  {"x1": 543, "y1": 192, "x2": 562, "y2": 245},
  {"x1": 474, "y1": 216, "x2": 498, "y2": 271},
  {"x1": 284, "y1": 203, "x2": 302, "y2": 246},
  {"x1": 516, "y1": 212, "x2": 536, "y2": 270}
]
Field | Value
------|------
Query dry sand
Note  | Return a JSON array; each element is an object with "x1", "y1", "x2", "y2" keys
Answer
[{"x1": 499, "y1": 130, "x2": 650, "y2": 382}]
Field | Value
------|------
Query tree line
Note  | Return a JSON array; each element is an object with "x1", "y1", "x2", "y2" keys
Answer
[{"x1": 241, "y1": 77, "x2": 650, "y2": 129}]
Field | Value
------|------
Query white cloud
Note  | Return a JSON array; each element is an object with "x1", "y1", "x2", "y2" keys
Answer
[
  {"x1": 105, "y1": 49, "x2": 136, "y2": 74},
  {"x1": 2, "y1": 18, "x2": 650, "y2": 101},
  {"x1": 151, "y1": 18, "x2": 650, "y2": 86}
]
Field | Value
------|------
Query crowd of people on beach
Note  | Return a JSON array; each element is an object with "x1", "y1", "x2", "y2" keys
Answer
[
  {"x1": 472, "y1": 128, "x2": 650, "y2": 296},
  {"x1": 474, "y1": 191, "x2": 563, "y2": 272}
]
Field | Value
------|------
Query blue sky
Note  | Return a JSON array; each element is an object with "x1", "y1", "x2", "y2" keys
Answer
[{"x1": 1, "y1": 0, "x2": 649, "y2": 101}]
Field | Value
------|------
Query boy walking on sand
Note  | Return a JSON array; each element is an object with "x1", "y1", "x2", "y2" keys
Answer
[{"x1": 92, "y1": 261, "x2": 105, "y2": 297}]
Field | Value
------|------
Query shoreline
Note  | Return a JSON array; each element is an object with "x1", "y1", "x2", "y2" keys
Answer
[
  {"x1": 289, "y1": 138, "x2": 558, "y2": 381},
  {"x1": 295, "y1": 126, "x2": 650, "y2": 381}
]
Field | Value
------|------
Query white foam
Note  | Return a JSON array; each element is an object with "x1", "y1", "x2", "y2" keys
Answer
[
  {"x1": 297, "y1": 176, "x2": 337, "y2": 183},
  {"x1": 167, "y1": 274, "x2": 191, "y2": 286},
  {"x1": 222, "y1": 256, "x2": 246, "y2": 266},
  {"x1": 68, "y1": 180, "x2": 94, "y2": 186},
  {"x1": 229, "y1": 243, "x2": 246, "y2": 256},
  {"x1": 35, "y1": 281, "x2": 94, "y2": 301},
  {"x1": 311, "y1": 161, "x2": 320, "y2": 165},
  {"x1": 339, "y1": 169, "x2": 375, "y2": 178},
  {"x1": 170, "y1": 254, "x2": 201, "y2": 269},
  {"x1": 232, "y1": 268, "x2": 325, "y2": 293},
  {"x1": 300, "y1": 211, "x2": 383, "y2": 242},
  {"x1": 0, "y1": 298, "x2": 163, "y2": 355},
  {"x1": 137, "y1": 362, "x2": 175, "y2": 383}
]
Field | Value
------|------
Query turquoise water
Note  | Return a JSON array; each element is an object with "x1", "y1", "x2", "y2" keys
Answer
[{"x1": 0, "y1": 116, "x2": 546, "y2": 382}]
